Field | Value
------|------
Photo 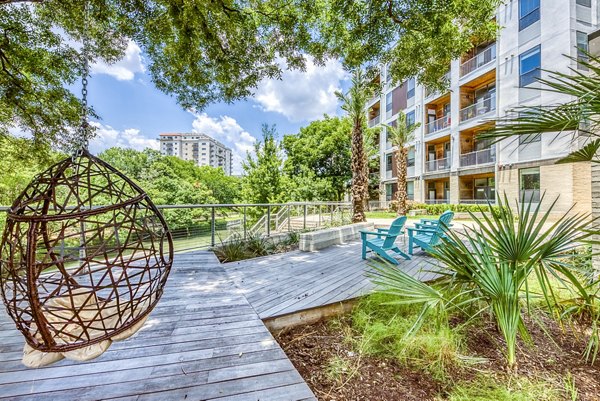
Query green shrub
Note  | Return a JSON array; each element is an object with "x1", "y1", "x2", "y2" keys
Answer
[
  {"x1": 213, "y1": 234, "x2": 249, "y2": 262},
  {"x1": 446, "y1": 375, "x2": 562, "y2": 401},
  {"x1": 403, "y1": 202, "x2": 504, "y2": 216},
  {"x1": 245, "y1": 233, "x2": 274, "y2": 257},
  {"x1": 351, "y1": 292, "x2": 465, "y2": 379}
]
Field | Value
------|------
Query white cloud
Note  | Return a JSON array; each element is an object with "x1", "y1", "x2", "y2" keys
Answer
[
  {"x1": 91, "y1": 41, "x2": 145, "y2": 81},
  {"x1": 88, "y1": 122, "x2": 159, "y2": 154},
  {"x1": 253, "y1": 57, "x2": 347, "y2": 122},
  {"x1": 191, "y1": 112, "x2": 257, "y2": 175}
]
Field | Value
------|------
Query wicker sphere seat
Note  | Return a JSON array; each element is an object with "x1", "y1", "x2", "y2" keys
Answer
[{"x1": 0, "y1": 149, "x2": 173, "y2": 359}]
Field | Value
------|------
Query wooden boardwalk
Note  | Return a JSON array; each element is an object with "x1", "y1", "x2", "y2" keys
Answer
[
  {"x1": 223, "y1": 241, "x2": 440, "y2": 319},
  {"x1": 0, "y1": 252, "x2": 316, "y2": 401}
]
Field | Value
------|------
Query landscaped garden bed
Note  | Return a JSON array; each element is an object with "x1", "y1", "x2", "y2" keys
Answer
[
  {"x1": 275, "y1": 293, "x2": 600, "y2": 401},
  {"x1": 213, "y1": 232, "x2": 300, "y2": 263}
]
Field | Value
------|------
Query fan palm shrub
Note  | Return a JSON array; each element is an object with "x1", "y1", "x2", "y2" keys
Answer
[{"x1": 369, "y1": 194, "x2": 599, "y2": 369}]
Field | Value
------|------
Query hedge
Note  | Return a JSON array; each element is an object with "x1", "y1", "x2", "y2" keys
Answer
[{"x1": 398, "y1": 201, "x2": 504, "y2": 215}]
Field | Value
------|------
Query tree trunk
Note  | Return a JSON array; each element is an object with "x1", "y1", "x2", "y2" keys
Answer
[
  {"x1": 351, "y1": 122, "x2": 367, "y2": 222},
  {"x1": 395, "y1": 147, "x2": 408, "y2": 215}
]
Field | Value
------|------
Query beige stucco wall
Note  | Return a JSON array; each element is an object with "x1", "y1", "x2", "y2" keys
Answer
[
  {"x1": 497, "y1": 162, "x2": 591, "y2": 217},
  {"x1": 449, "y1": 175, "x2": 459, "y2": 204}
]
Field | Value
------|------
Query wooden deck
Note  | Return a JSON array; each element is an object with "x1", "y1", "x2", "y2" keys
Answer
[
  {"x1": 0, "y1": 252, "x2": 316, "y2": 401},
  {"x1": 0, "y1": 239, "x2": 438, "y2": 400},
  {"x1": 223, "y1": 241, "x2": 440, "y2": 319}
]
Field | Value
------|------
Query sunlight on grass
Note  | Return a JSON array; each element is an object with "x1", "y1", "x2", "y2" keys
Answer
[{"x1": 444, "y1": 375, "x2": 562, "y2": 401}]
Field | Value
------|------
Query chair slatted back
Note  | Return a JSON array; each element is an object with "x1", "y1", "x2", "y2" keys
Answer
[
  {"x1": 428, "y1": 210, "x2": 454, "y2": 246},
  {"x1": 383, "y1": 216, "x2": 407, "y2": 248}
]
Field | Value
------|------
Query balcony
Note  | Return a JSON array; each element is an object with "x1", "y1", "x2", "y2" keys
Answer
[
  {"x1": 425, "y1": 199, "x2": 449, "y2": 205},
  {"x1": 459, "y1": 96, "x2": 496, "y2": 123},
  {"x1": 425, "y1": 72, "x2": 451, "y2": 99},
  {"x1": 460, "y1": 43, "x2": 496, "y2": 77},
  {"x1": 460, "y1": 148, "x2": 496, "y2": 167},
  {"x1": 425, "y1": 156, "x2": 451, "y2": 173},
  {"x1": 368, "y1": 115, "x2": 381, "y2": 127},
  {"x1": 459, "y1": 199, "x2": 496, "y2": 205},
  {"x1": 425, "y1": 115, "x2": 451, "y2": 136}
]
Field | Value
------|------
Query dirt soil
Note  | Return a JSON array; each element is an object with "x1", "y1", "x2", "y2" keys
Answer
[{"x1": 274, "y1": 315, "x2": 600, "y2": 401}]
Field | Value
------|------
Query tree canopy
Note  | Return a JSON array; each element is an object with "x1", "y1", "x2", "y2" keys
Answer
[
  {"x1": 282, "y1": 115, "x2": 352, "y2": 201},
  {"x1": 1, "y1": 0, "x2": 500, "y2": 147}
]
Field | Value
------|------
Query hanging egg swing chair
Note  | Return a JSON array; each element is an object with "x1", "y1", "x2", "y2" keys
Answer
[{"x1": 0, "y1": 21, "x2": 173, "y2": 369}]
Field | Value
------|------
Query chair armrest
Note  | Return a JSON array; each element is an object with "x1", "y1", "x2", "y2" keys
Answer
[
  {"x1": 376, "y1": 228, "x2": 390, "y2": 232},
  {"x1": 407, "y1": 227, "x2": 438, "y2": 235},
  {"x1": 360, "y1": 230, "x2": 386, "y2": 237},
  {"x1": 419, "y1": 218, "x2": 437, "y2": 224}
]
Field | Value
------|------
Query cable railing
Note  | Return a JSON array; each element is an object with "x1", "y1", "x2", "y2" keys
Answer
[
  {"x1": 459, "y1": 95, "x2": 496, "y2": 123},
  {"x1": 460, "y1": 43, "x2": 497, "y2": 77},
  {"x1": 460, "y1": 148, "x2": 496, "y2": 167},
  {"x1": 0, "y1": 202, "x2": 353, "y2": 254},
  {"x1": 425, "y1": 156, "x2": 451, "y2": 173},
  {"x1": 425, "y1": 115, "x2": 451, "y2": 135}
]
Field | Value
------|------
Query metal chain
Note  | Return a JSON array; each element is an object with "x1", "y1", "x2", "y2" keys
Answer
[{"x1": 74, "y1": 1, "x2": 91, "y2": 157}]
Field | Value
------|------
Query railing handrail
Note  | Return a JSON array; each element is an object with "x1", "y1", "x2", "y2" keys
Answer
[
  {"x1": 459, "y1": 95, "x2": 497, "y2": 122},
  {"x1": 460, "y1": 147, "x2": 493, "y2": 158},
  {"x1": 0, "y1": 201, "x2": 352, "y2": 212},
  {"x1": 425, "y1": 114, "x2": 451, "y2": 135},
  {"x1": 460, "y1": 42, "x2": 496, "y2": 76}
]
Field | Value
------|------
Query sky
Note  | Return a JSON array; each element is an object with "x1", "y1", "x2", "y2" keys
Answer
[{"x1": 85, "y1": 41, "x2": 350, "y2": 174}]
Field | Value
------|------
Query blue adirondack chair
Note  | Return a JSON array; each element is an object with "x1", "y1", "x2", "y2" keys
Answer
[
  {"x1": 360, "y1": 216, "x2": 410, "y2": 265},
  {"x1": 407, "y1": 210, "x2": 454, "y2": 255}
]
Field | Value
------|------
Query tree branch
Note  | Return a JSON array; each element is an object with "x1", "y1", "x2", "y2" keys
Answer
[
  {"x1": 0, "y1": 0, "x2": 44, "y2": 5},
  {"x1": 387, "y1": 0, "x2": 405, "y2": 25}
]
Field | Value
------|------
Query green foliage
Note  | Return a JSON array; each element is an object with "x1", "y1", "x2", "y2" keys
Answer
[
  {"x1": 324, "y1": 355, "x2": 353, "y2": 385},
  {"x1": 370, "y1": 195, "x2": 599, "y2": 369},
  {"x1": 0, "y1": 136, "x2": 65, "y2": 206},
  {"x1": 282, "y1": 116, "x2": 352, "y2": 201},
  {"x1": 241, "y1": 124, "x2": 286, "y2": 205},
  {"x1": 213, "y1": 232, "x2": 299, "y2": 263},
  {"x1": 213, "y1": 234, "x2": 249, "y2": 263},
  {"x1": 446, "y1": 375, "x2": 561, "y2": 401},
  {"x1": 2, "y1": 1, "x2": 500, "y2": 147},
  {"x1": 351, "y1": 293, "x2": 464, "y2": 379},
  {"x1": 407, "y1": 202, "x2": 503, "y2": 215}
]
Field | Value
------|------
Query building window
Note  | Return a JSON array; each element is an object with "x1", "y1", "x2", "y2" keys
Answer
[
  {"x1": 519, "y1": 133, "x2": 541, "y2": 145},
  {"x1": 474, "y1": 177, "x2": 495, "y2": 201},
  {"x1": 385, "y1": 184, "x2": 394, "y2": 201},
  {"x1": 520, "y1": 167, "x2": 540, "y2": 203},
  {"x1": 577, "y1": 0, "x2": 591, "y2": 7},
  {"x1": 519, "y1": 0, "x2": 540, "y2": 31},
  {"x1": 519, "y1": 45, "x2": 541, "y2": 87},
  {"x1": 406, "y1": 110, "x2": 415, "y2": 127},
  {"x1": 386, "y1": 92, "x2": 393, "y2": 116},
  {"x1": 407, "y1": 147, "x2": 415, "y2": 167},
  {"x1": 577, "y1": 31, "x2": 589, "y2": 71},
  {"x1": 406, "y1": 78, "x2": 415, "y2": 99},
  {"x1": 407, "y1": 181, "x2": 414, "y2": 200},
  {"x1": 386, "y1": 154, "x2": 393, "y2": 171}
]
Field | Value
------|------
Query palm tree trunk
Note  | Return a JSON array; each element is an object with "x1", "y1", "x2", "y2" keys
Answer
[
  {"x1": 351, "y1": 122, "x2": 367, "y2": 222},
  {"x1": 396, "y1": 147, "x2": 408, "y2": 215}
]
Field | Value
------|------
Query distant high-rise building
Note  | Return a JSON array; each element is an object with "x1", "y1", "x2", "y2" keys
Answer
[{"x1": 159, "y1": 133, "x2": 233, "y2": 175}]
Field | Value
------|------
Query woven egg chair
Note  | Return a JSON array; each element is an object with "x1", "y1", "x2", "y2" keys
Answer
[{"x1": 0, "y1": 149, "x2": 173, "y2": 366}]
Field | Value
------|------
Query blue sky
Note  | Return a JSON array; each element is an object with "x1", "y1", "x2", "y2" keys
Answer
[{"x1": 86, "y1": 41, "x2": 350, "y2": 174}]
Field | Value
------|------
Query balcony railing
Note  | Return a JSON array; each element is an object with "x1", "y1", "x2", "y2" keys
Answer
[
  {"x1": 425, "y1": 199, "x2": 449, "y2": 205},
  {"x1": 460, "y1": 148, "x2": 496, "y2": 167},
  {"x1": 425, "y1": 72, "x2": 450, "y2": 98},
  {"x1": 368, "y1": 115, "x2": 381, "y2": 128},
  {"x1": 459, "y1": 199, "x2": 496, "y2": 205},
  {"x1": 425, "y1": 156, "x2": 451, "y2": 173},
  {"x1": 459, "y1": 95, "x2": 496, "y2": 123},
  {"x1": 460, "y1": 43, "x2": 496, "y2": 77},
  {"x1": 425, "y1": 115, "x2": 451, "y2": 135}
]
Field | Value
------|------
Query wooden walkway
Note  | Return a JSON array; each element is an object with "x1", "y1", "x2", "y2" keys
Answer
[
  {"x1": 223, "y1": 241, "x2": 440, "y2": 319},
  {"x1": 0, "y1": 252, "x2": 316, "y2": 401}
]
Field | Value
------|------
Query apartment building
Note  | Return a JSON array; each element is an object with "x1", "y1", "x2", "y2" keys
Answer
[
  {"x1": 371, "y1": 0, "x2": 596, "y2": 215},
  {"x1": 159, "y1": 133, "x2": 233, "y2": 175}
]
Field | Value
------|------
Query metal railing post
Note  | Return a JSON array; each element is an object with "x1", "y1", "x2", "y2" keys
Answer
[
  {"x1": 303, "y1": 204, "x2": 307, "y2": 229},
  {"x1": 318, "y1": 205, "x2": 322, "y2": 227},
  {"x1": 243, "y1": 206, "x2": 247, "y2": 240},
  {"x1": 287, "y1": 205, "x2": 291, "y2": 232},
  {"x1": 211, "y1": 206, "x2": 216, "y2": 247},
  {"x1": 266, "y1": 205, "x2": 271, "y2": 237}
]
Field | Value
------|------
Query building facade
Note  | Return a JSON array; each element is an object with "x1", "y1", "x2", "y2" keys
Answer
[
  {"x1": 159, "y1": 133, "x2": 233, "y2": 175},
  {"x1": 371, "y1": 0, "x2": 596, "y2": 215}
]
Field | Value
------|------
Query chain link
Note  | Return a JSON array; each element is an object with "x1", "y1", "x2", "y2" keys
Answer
[{"x1": 74, "y1": 2, "x2": 91, "y2": 157}]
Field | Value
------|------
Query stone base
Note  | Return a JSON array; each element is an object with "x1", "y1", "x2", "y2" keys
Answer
[{"x1": 299, "y1": 222, "x2": 374, "y2": 252}]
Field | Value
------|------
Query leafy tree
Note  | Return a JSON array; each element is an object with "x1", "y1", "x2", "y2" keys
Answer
[
  {"x1": 385, "y1": 111, "x2": 420, "y2": 215},
  {"x1": 1, "y1": 1, "x2": 499, "y2": 147},
  {"x1": 241, "y1": 124, "x2": 286, "y2": 204},
  {"x1": 282, "y1": 115, "x2": 352, "y2": 201},
  {"x1": 336, "y1": 70, "x2": 371, "y2": 223},
  {"x1": 196, "y1": 166, "x2": 241, "y2": 204}
]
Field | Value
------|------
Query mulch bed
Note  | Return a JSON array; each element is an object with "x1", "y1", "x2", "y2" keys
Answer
[{"x1": 274, "y1": 314, "x2": 600, "y2": 400}]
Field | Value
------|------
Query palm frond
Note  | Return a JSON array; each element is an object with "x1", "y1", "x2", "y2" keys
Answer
[{"x1": 557, "y1": 139, "x2": 600, "y2": 164}]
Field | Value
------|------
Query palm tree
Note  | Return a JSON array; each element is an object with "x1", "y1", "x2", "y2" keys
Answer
[
  {"x1": 336, "y1": 70, "x2": 372, "y2": 223},
  {"x1": 385, "y1": 112, "x2": 420, "y2": 215},
  {"x1": 480, "y1": 53, "x2": 600, "y2": 164}
]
